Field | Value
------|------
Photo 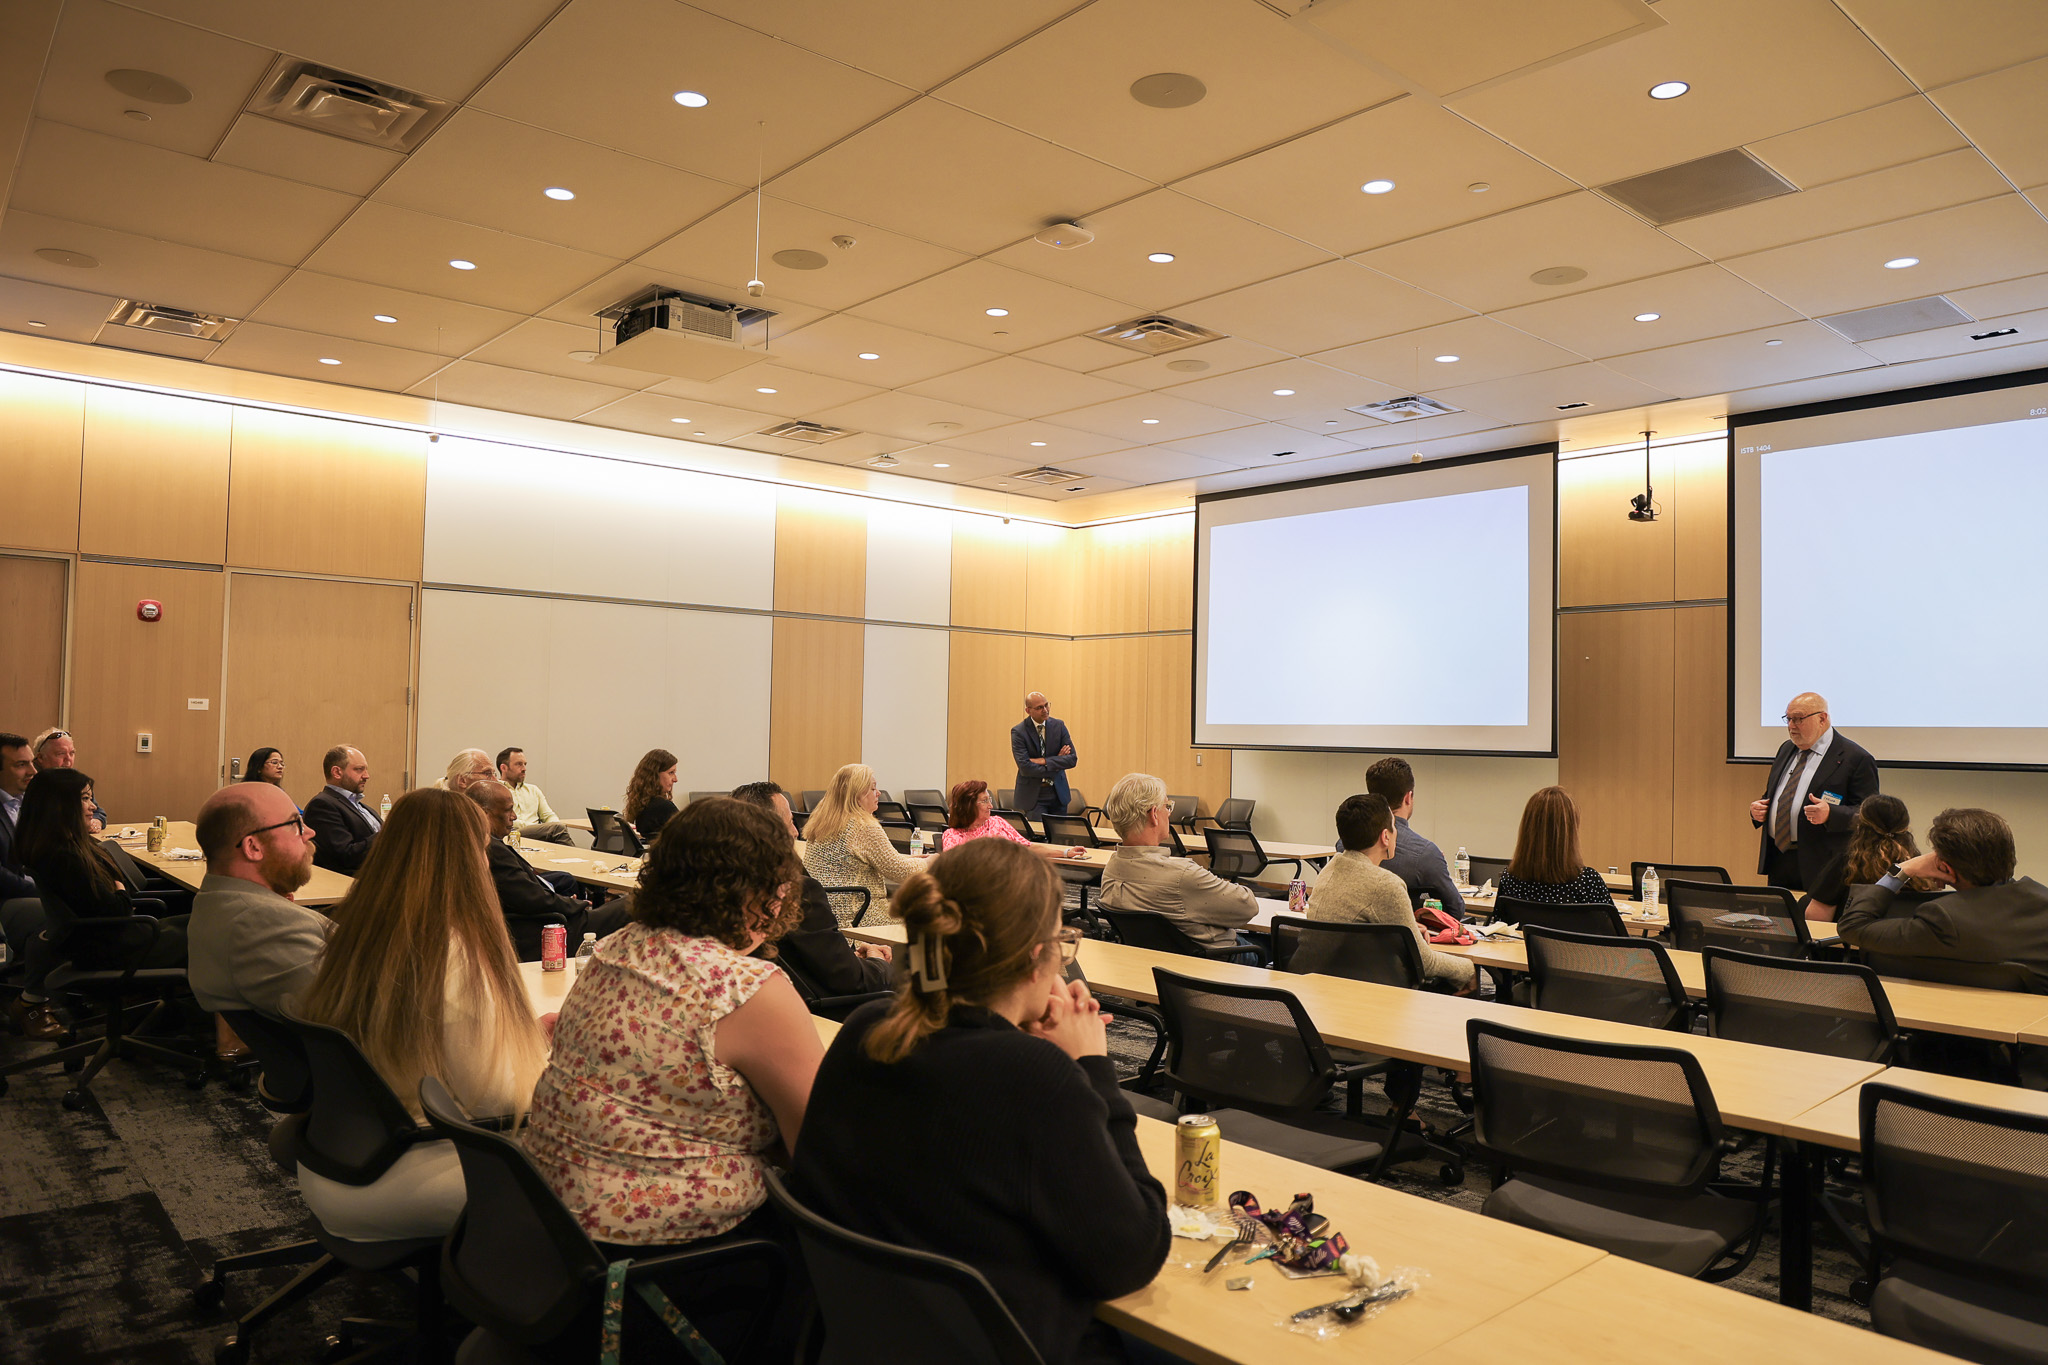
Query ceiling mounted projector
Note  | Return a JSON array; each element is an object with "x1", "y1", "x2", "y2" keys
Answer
[
  {"x1": 1627, "y1": 429, "x2": 1659, "y2": 522},
  {"x1": 1035, "y1": 222, "x2": 1094, "y2": 249}
]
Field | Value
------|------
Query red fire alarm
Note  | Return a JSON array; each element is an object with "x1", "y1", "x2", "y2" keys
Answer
[{"x1": 136, "y1": 599, "x2": 163, "y2": 622}]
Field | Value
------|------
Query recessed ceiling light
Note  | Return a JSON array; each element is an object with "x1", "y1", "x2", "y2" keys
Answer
[
  {"x1": 1030, "y1": 441, "x2": 1048, "y2": 447},
  {"x1": 317, "y1": 357, "x2": 341, "y2": 365},
  {"x1": 670, "y1": 417, "x2": 692, "y2": 423},
  {"x1": 1765, "y1": 338, "x2": 1784, "y2": 346},
  {"x1": 1649, "y1": 81, "x2": 1690, "y2": 100},
  {"x1": 857, "y1": 352, "x2": 880, "y2": 360},
  {"x1": 1272, "y1": 388, "x2": 1296, "y2": 396},
  {"x1": 755, "y1": 386, "x2": 778, "y2": 394},
  {"x1": 985, "y1": 307, "x2": 1009, "y2": 317},
  {"x1": 1361, "y1": 179, "x2": 1396, "y2": 194},
  {"x1": 27, "y1": 320, "x2": 47, "y2": 327},
  {"x1": 1141, "y1": 418, "x2": 1161, "y2": 424},
  {"x1": 1325, "y1": 420, "x2": 1340, "y2": 425},
  {"x1": 544, "y1": 187, "x2": 575, "y2": 201},
  {"x1": 1634, "y1": 312, "x2": 1661, "y2": 322},
  {"x1": 568, "y1": 350, "x2": 597, "y2": 363},
  {"x1": 1468, "y1": 182, "x2": 1491, "y2": 194},
  {"x1": 448, "y1": 259, "x2": 476, "y2": 270},
  {"x1": 1884, "y1": 256, "x2": 1920, "y2": 269},
  {"x1": 1434, "y1": 354, "x2": 1460, "y2": 363},
  {"x1": 372, "y1": 313, "x2": 398, "y2": 324},
  {"x1": 1147, "y1": 252, "x2": 1175, "y2": 263},
  {"x1": 693, "y1": 431, "x2": 706, "y2": 436},
  {"x1": 673, "y1": 91, "x2": 708, "y2": 107},
  {"x1": 933, "y1": 462, "x2": 950, "y2": 468}
]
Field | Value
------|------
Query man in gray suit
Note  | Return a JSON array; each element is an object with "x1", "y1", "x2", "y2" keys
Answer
[
  {"x1": 188, "y1": 781, "x2": 333, "y2": 1016},
  {"x1": 1838, "y1": 807, "x2": 2048, "y2": 988}
]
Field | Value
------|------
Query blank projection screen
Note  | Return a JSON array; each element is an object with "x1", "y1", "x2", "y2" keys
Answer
[
  {"x1": 1731, "y1": 368, "x2": 2048, "y2": 767},
  {"x1": 1194, "y1": 447, "x2": 1556, "y2": 754}
]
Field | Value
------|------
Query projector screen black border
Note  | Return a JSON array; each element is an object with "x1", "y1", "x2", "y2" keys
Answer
[
  {"x1": 1726, "y1": 362, "x2": 2048, "y2": 771},
  {"x1": 1190, "y1": 440, "x2": 1559, "y2": 757}
]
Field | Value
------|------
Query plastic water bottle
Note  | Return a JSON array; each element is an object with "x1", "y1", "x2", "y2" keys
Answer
[
  {"x1": 379, "y1": 793, "x2": 392, "y2": 820},
  {"x1": 1641, "y1": 866, "x2": 1660, "y2": 915},
  {"x1": 575, "y1": 932, "x2": 597, "y2": 965},
  {"x1": 911, "y1": 825, "x2": 926, "y2": 856},
  {"x1": 1455, "y1": 846, "x2": 1470, "y2": 886}
]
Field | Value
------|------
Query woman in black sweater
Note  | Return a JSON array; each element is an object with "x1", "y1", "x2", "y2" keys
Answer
[
  {"x1": 792, "y1": 838, "x2": 1171, "y2": 1364},
  {"x1": 1497, "y1": 785, "x2": 1618, "y2": 907}
]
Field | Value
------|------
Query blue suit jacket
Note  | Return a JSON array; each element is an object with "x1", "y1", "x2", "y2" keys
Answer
[
  {"x1": 1010, "y1": 717, "x2": 1077, "y2": 808},
  {"x1": 0, "y1": 805, "x2": 35, "y2": 903}
]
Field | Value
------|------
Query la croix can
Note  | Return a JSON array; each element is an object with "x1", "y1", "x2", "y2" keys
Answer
[
  {"x1": 1175, "y1": 1113, "x2": 1221, "y2": 1207},
  {"x1": 540, "y1": 923, "x2": 568, "y2": 972}
]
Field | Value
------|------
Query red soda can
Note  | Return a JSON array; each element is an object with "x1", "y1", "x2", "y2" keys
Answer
[{"x1": 541, "y1": 923, "x2": 568, "y2": 972}]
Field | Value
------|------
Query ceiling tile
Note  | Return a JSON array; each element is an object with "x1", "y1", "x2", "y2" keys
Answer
[
  {"x1": 1600, "y1": 321, "x2": 1879, "y2": 395},
  {"x1": 1929, "y1": 57, "x2": 2048, "y2": 189},
  {"x1": 849, "y1": 259, "x2": 1130, "y2": 352},
  {"x1": 1490, "y1": 264, "x2": 1801, "y2": 359},
  {"x1": 651, "y1": 362, "x2": 880, "y2": 420},
  {"x1": 0, "y1": 210, "x2": 290, "y2": 316},
  {"x1": 640, "y1": 195, "x2": 969, "y2": 313},
  {"x1": 1044, "y1": 390, "x2": 1254, "y2": 444},
  {"x1": 939, "y1": 420, "x2": 1134, "y2": 462},
  {"x1": 1727, "y1": 336, "x2": 2048, "y2": 415},
  {"x1": 1298, "y1": 0, "x2": 1662, "y2": 98},
  {"x1": 904, "y1": 355, "x2": 1138, "y2": 419},
  {"x1": 0, "y1": 275, "x2": 122, "y2": 344},
  {"x1": 575, "y1": 390, "x2": 786, "y2": 443},
  {"x1": 1720, "y1": 195, "x2": 2048, "y2": 318},
  {"x1": 1159, "y1": 424, "x2": 1360, "y2": 464},
  {"x1": 537, "y1": 263, "x2": 829, "y2": 338},
  {"x1": 302, "y1": 201, "x2": 620, "y2": 314},
  {"x1": 1313, "y1": 316, "x2": 1585, "y2": 389},
  {"x1": 760, "y1": 314, "x2": 996, "y2": 387},
  {"x1": 211, "y1": 116, "x2": 405, "y2": 197},
  {"x1": 1166, "y1": 358, "x2": 1400, "y2": 424},
  {"x1": 96, "y1": 329, "x2": 219, "y2": 362},
  {"x1": 471, "y1": 0, "x2": 913, "y2": 184},
  {"x1": 464, "y1": 317, "x2": 669, "y2": 388},
  {"x1": 1331, "y1": 407, "x2": 1515, "y2": 447},
  {"x1": 1852, "y1": 304, "x2": 2048, "y2": 365},
  {"x1": 34, "y1": 0, "x2": 272, "y2": 157},
  {"x1": 1184, "y1": 259, "x2": 1470, "y2": 354},
  {"x1": 684, "y1": 0, "x2": 1075, "y2": 89},
  {"x1": 1089, "y1": 336, "x2": 1292, "y2": 390},
  {"x1": 933, "y1": 0, "x2": 1402, "y2": 182},
  {"x1": 245, "y1": 270, "x2": 523, "y2": 355},
  {"x1": 1447, "y1": 0, "x2": 1914, "y2": 186},
  {"x1": 1947, "y1": 271, "x2": 2048, "y2": 321},
  {"x1": 121, "y1": 0, "x2": 565, "y2": 98},
  {"x1": 13, "y1": 121, "x2": 360, "y2": 266},
  {"x1": 808, "y1": 389, "x2": 1016, "y2": 443},
  {"x1": 1430, "y1": 362, "x2": 1675, "y2": 424},
  {"x1": 1177, "y1": 97, "x2": 1577, "y2": 257},
  {"x1": 408, "y1": 358, "x2": 638, "y2": 422},
  {"x1": 205, "y1": 321, "x2": 447, "y2": 391},
  {"x1": 374, "y1": 110, "x2": 740, "y2": 260},
  {"x1": 1832, "y1": 0, "x2": 2048, "y2": 87},
  {"x1": 1062, "y1": 446, "x2": 1241, "y2": 485},
  {"x1": 1662, "y1": 148, "x2": 2012, "y2": 260},
  {"x1": 792, "y1": 431, "x2": 925, "y2": 467},
  {"x1": 875, "y1": 447, "x2": 1016, "y2": 483},
  {"x1": 1015, "y1": 334, "x2": 1137, "y2": 372},
  {"x1": 984, "y1": 190, "x2": 1333, "y2": 311},
  {"x1": 995, "y1": 472, "x2": 1140, "y2": 501},
  {"x1": 1744, "y1": 97, "x2": 1967, "y2": 190}
]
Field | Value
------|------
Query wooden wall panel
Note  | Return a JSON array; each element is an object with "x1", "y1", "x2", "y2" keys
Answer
[
  {"x1": 69, "y1": 560, "x2": 224, "y2": 819},
  {"x1": 1673, "y1": 605, "x2": 1765, "y2": 882},
  {"x1": 225, "y1": 573, "x2": 415, "y2": 809},
  {"x1": 1144, "y1": 633, "x2": 1231, "y2": 817},
  {"x1": 1024, "y1": 524, "x2": 1076, "y2": 635},
  {"x1": 773, "y1": 490, "x2": 866, "y2": 618},
  {"x1": 1673, "y1": 440, "x2": 1728, "y2": 602},
  {"x1": 228, "y1": 409, "x2": 428, "y2": 580},
  {"x1": 0, "y1": 554, "x2": 66, "y2": 730},
  {"x1": 947, "y1": 631, "x2": 1025, "y2": 793},
  {"x1": 0, "y1": 371, "x2": 83, "y2": 552},
  {"x1": 1023, "y1": 636, "x2": 1072, "y2": 719},
  {"x1": 769, "y1": 617, "x2": 863, "y2": 794},
  {"x1": 1073, "y1": 522, "x2": 1151, "y2": 637},
  {"x1": 1559, "y1": 447, "x2": 1675, "y2": 607},
  {"x1": 79, "y1": 387, "x2": 232, "y2": 564},
  {"x1": 1558, "y1": 609, "x2": 1675, "y2": 877},
  {"x1": 1146, "y1": 515, "x2": 1195, "y2": 631},
  {"x1": 1066, "y1": 637, "x2": 1149, "y2": 812},
  {"x1": 949, "y1": 518, "x2": 1028, "y2": 631}
]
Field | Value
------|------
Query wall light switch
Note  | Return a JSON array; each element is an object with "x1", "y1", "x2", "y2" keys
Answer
[
  {"x1": 187, "y1": 698, "x2": 209, "y2": 710},
  {"x1": 137, "y1": 732, "x2": 153, "y2": 753},
  {"x1": 1195, "y1": 753, "x2": 1203, "y2": 766}
]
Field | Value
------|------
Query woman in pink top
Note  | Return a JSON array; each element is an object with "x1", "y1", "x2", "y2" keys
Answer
[{"x1": 940, "y1": 780, "x2": 1089, "y2": 860}]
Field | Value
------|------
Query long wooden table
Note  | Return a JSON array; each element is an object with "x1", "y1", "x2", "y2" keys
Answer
[{"x1": 111, "y1": 818, "x2": 355, "y2": 908}]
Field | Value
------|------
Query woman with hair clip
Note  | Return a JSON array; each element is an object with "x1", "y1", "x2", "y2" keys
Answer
[
  {"x1": 293, "y1": 788, "x2": 548, "y2": 1240},
  {"x1": 800, "y1": 762, "x2": 926, "y2": 926},
  {"x1": 1803, "y1": 793, "x2": 1934, "y2": 922},
  {"x1": 793, "y1": 838, "x2": 1172, "y2": 1365}
]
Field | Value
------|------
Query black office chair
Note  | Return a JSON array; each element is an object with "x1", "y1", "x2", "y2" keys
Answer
[
  {"x1": 1522, "y1": 925, "x2": 1692, "y2": 1030},
  {"x1": 685, "y1": 790, "x2": 723, "y2": 805},
  {"x1": 101, "y1": 838, "x2": 195, "y2": 913},
  {"x1": 991, "y1": 808, "x2": 1036, "y2": 841},
  {"x1": 586, "y1": 808, "x2": 644, "y2": 857},
  {"x1": 995, "y1": 789, "x2": 1015, "y2": 812},
  {"x1": 874, "y1": 790, "x2": 894, "y2": 805},
  {"x1": 1665, "y1": 880, "x2": 1809, "y2": 958},
  {"x1": 801, "y1": 790, "x2": 826, "y2": 813},
  {"x1": 1861, "y1": 1082, "x2": 2048, "y2": 1362},
  {"x1": 1703, "y1": 946, "x2": 1899, "y2": 1063},
  {"x1": 765, "y1": 1168, "x2": 1043, "y2": 1365},
  {"x1": 1039, "y1": 813, "x2": 1100, "y2": 849},
  {"x1": 874, "y1": 800, "x2": 911, "y2": 825},
  {"x1": 1489, "y1": 896, "x2": 1629, "y2": 938},
  {"x1": 904, "y1": 789, "x2": 945, "y2": 811},
  {"x1": 777, "y1": 956, "x2": 894, "y2": 1025},
  {"x1": 907, "y1": 804, "x2": 951, "y2": 835},
  {"x1": 1466, "y1": 855, "x2": 1510, "y2": 889},
  {"x1": 822, "y1": 885, "x2": 873, "y2": 928},
  {"x1": 1097, "y1": 905, "x2": 1264, "y2": 967},
  {"x1": 1199, "y1": 798, "x2": 1256, "y2": 831},
  {"x1": 1632, "y1": 862, "x2": 1731, "y2": 902},
  {"x1": 1153, "y1": 968, "x2": 1459, "y2": 1183},
  {"x1": 882, "y1": 824, "x2": 918, "y2": 853},
  {"x1": 1167, "y1": 794, "x2": 1199, "y2": 831},
  {"x1": 1201, "y1": 827, "x2": 1301, "y2": 891},
  {"x1": 1465, "y1": 1018, "x2": 1767, "y2": 1280},
  {"x1": 1268, "y1": 915, "x2": 1446, "y2": 991}
]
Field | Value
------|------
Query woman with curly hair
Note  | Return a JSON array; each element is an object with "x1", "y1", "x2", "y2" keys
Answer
[
  {"x1": 523, "y1": 796, "x2": 822, "y2": 1252},
  {"x1": 621, "y1": 747, "x2": 679, "y2": 841}
]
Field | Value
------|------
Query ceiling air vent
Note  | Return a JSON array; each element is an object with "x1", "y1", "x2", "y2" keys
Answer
[
  {"x1": 248, "y1": 59, "x2": 449, "y2": 151},
  {"x1": 1009, "y1": 465, "x2": 1089, "y2": 484},
  {"x1": 1346, "y1": 395, "x2": 1461, "y2": 423},
  {"x1": 105, "y1": 299, "x2": 238, "y2": 341},
  {"x1": 1820, "y1": 295, "x2": 1974, "y2": 343},
  {"x1": 758, "y1": 420, "x2": 849, "y2": 444},
  {"x1": 1599, "y1": 148, "x2": 1796, "y2": 226},
  {"x1": 1091, "y1": 314, "x2": 1225, "y2": 356}
]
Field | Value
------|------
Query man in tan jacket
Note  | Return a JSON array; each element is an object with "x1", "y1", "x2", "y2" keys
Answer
[
  {"x1": 1307, "y1": 793, "x2": 1474, "y2": 991},
  {"x1": 1097, "y1": 772, "x2": 1256, "y2": 950},
  {"x1": 189, "y1": 782, "x2": 333, "y2": 1016}
]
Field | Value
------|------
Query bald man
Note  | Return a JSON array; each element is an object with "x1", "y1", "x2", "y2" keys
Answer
[
  {"x1": 1749, "y1": 691, "x2": 1879, "y2": 890},
  {"x1": 1011, "y1": 691, "x2": 1078, "y2": 817},
  {"x1": 468, "y1": 780, "x2": 631, "y2": 960},
  {"x1": 188, "y1": 781, "x2": 332, "y2": 1015}
]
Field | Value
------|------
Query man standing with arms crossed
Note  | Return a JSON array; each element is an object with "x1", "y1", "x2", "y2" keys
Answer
[
  {"x1": 1749, "y1": 691, "x2": 1879, "y2": 891},
  {"x1": 1011, "y1": 691, "x2": 1078, "y2": 818}
]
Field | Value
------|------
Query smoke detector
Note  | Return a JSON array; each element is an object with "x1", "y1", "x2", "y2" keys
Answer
[
  {"x1": 1346, "y1": 395, "x2": 1461, "y2": 423},
  {"x1": 247, "y1": 58, "x2": 449, "y2": 151},
  {"x1": 1090, "y1": 314, "x2": 1225, "y2": 356},
  {"x1": 1035, "y1": 222, "x2": 1095, "y2": 250},
  {"x1": 866, "y1": 454, "x2": 901, "y2": 469}
]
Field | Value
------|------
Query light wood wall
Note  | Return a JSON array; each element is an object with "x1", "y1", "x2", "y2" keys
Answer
[
  {"x1": 227, "y1": 409, "x2": 428, "y2": 581},
  {"x1": 774, "y1": 489, "x2": 867, "y2": 618},
  {"x1": 0, "y1": 371, "x2": 82, "y2": 552},
  {"x1": 80, "y1": 388, "x2": 233, "y2": 565},
  {"x1": 0, "y1": 554, "x2": 66, "y2": 731},
  {"x1": 769, "y1": 617, "x2": 865, "y2": 795}
]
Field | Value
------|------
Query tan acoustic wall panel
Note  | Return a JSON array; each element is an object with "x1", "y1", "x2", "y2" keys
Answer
[
  {"x1": 1024, "y1": 524, "x2": 1077, "y2": 636},
  {"x1": 1073, "y1": 521, "x2": 1152, "y2": 637},
  {"x1": 1145, "y1": 633, "x2": 1232, "y2": 815},
  {"x1": 1558, "y1": 609, "x2": 1675, "y2": 877},
  {"x1": 1147, "y1": 515, "x2": 1195, "y2": 631},
  {"x1": 79, "y1": 387, "x2": 232, "y2": 565},
  {"x1": 770, "y1": 617, "x2": 864, "y2": 795},
  {"x1": 1673, "y1": 440, "x2": 1729, "y2": 601},
  {"x1": 225, "y1": 573, "x2": 416, "y2": 810},
  {"x1": 1023, "y1": 636, "x2": 1073, "y2": 721},
  {"x1": 1558, "y1": 446, "x2": 1676, "y2": 608},
  {"x1": 946, "y1": 631, "x2": 1025, "y2": 794},
  {"x1": 69, "y1": 560, "x2": 224, "y2": 819},
  {"x1": 0, "y1": 554, "x2": 66, "y2": 731},
  {"x1": 950, "y1": 518, "x2": 1029, "y2": 631},
  {"x1": 228, "y1": 408, "x2": 428, "y2": 580},
  {"x1": 1673, "y1": 605, "x2": 1766, "y2": 882},
  {"x1": 773, "y1": 489, "x2": 867, "y2": 618},
  {"x1": 0, "y1": 370, "x2": 83, "y2": 553}
]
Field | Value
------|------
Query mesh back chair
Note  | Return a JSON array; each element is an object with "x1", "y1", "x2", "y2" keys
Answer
[
  {"x1": 1268, "y1": 915, "x2": 1435, "y2": 991},
  {"x1": 765, "y1": 1168, "x2": 1043, "y2": 1365},
  {"x1": 420, "y1": 1078, "x2": 790, "y2": 1365},
  {"x1": 1040, "y1": 813, "x2": 1101, "y2": 849},
  {"x1": 776, "y1": 955, "x2": 894, "y2": 1025},
  {"x1": 1201, "y1": 827, "x2": 1301, "y2": 888},
  {"x1": 101, "y1": 838, "x2": 193, "y2": 912},
  {"x1": 586, "y1": 808, "x2": 643, "y2": 857},
  {"x1": 685, "y1": 790, "x2": 723, "y2": 805},
  {"x1": 991, "y1": 808, "x2": 1035, "y2": 841},
  {"x1": 1703, "y1": 947, "x2": 1899, "y2": 1063},
  {"x1": 875, "y1": 800, "x2": 911, "y2": 825},
  {"x1": 1632, "y1": 862, "x2": 1731, "y2": 902},
  {"x1": 995, "y1": 788, "x2": 1015, "y2": 811},
  {"x1": 1522, "y1": 925, "x2": 1691, "y2": 1031},
  {"x1": 874, "y1": 790, "x2": 894, "y2": 804},
  {"x1": 1861, "y1": 1083, "x2": 2048, "y2": 1361},
  {"x1": 1167, "y1": 794, "x2": 1199, "y2": 830},
  {"x1": 1860, "y1": 953, "x2": 2044, "y2": 993},
  {"x1": 1203, "y1": 798, "x2": 1256, "y2": 831},
  {"x1": 1063, "y1": 789, "x2": 1105, "y2": 826},
  {"x1": 1490, "y1": 896, "x2": 1629, "y2": 938},
  {"x1": 801, "y1": 790, "x2": 826, "y2": 813},
  {"x1": 883, "y1": 824, "x2": 918, "y2": 853},
  {"x1": 907, "y1": 804, "x2": 950, "y2": 835},
  {"x1": 1666, "y1": 880, "x2": 1809, "y2": 958},
  {"x1": 1097, "y1": 906, "x2": 1263, "y2": 966},
  {"x1": 822, "y1": 886, "x2": 873, "y2": 928},
  {"x1": 1465, "y1": 1018, "x2": 1767, "y2": 1279},
  {"x1": 1467, "y1": 855, "x2": 1510, "y2": 889},
  {"x1": 904, "y1": 789, "x2": 945, "y2": 810}
]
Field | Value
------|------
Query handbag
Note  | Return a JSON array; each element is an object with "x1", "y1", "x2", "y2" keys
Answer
[{"x1": 1415, "y1": 901, "x2": 1475, "y2": 946}]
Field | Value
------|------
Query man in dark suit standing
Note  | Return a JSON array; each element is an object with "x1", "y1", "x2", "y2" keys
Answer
[
  {"x1": 1748, "y1": 691, "x2": 1879, "y2": 890},
  {"x1": 1838, "y1": 808, "x2": 2048, "y2": 988},
  {"x1": 1010, "y1": 691, "x2": 1078, "y2": 817},
  {"x1": 304, "y1": 744, "x2": 382, "y2": 874}
]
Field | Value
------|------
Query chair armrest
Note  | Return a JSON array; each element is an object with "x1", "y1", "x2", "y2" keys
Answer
[
  {"x1": 611, "y1": 1234, "x2": 791, "y2": 1285},
  {"x1": 822, "y1": 886, "x2": 873, "y2": 926}
]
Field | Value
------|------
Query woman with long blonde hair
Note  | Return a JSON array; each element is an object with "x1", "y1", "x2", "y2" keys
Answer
[
  {"x1": 622, "y1": 747, "x2": 679, "y2": 840},
  {"x1": 800, "y1": 762, "x2": 925, "y2": 926},
  {"x1": 294, "y1": 787, "x2": 547, "y2": 1240}
]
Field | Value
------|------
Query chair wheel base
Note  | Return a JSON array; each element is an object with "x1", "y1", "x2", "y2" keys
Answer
[
  {"x1": 61, "y1": 1057, "x2": 84, "y2": 1073},
  {"x1": 1851, "y1": 1277, "x2": 1872, "y2": 1307},
  {"x1": 214, "y1": 1335, "x2": 249, "y2": 1365},
  {"x1": 193, "y1": 1276, "x2": 226, "y2": 1312},
  {"x1": 1440, "y1": 1163, "x2": 1465, "y2": 1187},
  {"x1": 61, "y1": 1089, "x2": 88, "y2": 1111},
  {"x1": 185, "y1": 1071, "x2": 209, "y2": 1090},
  {"x1": 321, "y1": 1334, "x2": 354, "y2": 1363}
]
